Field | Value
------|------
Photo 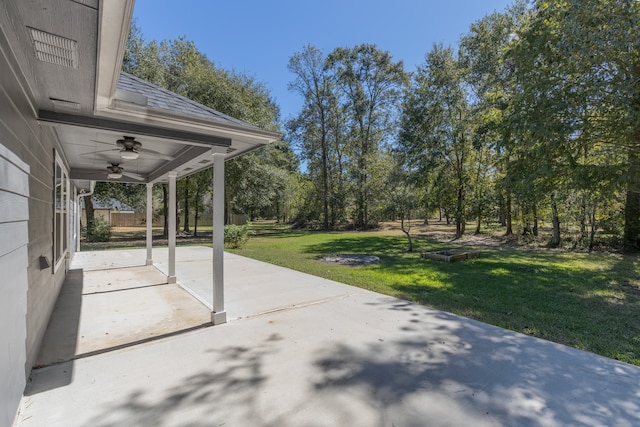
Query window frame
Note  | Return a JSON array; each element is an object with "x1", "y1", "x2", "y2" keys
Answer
[{"x1": 53, "y1": 151, "x2": 69, "y2": 272}]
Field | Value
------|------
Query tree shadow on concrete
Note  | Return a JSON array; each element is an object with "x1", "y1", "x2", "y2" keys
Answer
[
  {"x1": 23, "y1": 295, "x2": 640, "y2": 427},
  {"x1": 83, "y1": 333, "x2": 283, "y2": 427},
  {"x1": 310, "y1": 298, "x2": 640, "y2": 426}
]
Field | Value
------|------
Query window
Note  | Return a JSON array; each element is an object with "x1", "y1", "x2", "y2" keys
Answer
[{"x1": 54, "y1": 152, "x2": 69, "y2": 271}]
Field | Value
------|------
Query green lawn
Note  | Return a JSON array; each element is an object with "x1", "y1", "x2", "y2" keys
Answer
[{"x1": 229, "y1": 223, "x2": 640, "y2": 366}]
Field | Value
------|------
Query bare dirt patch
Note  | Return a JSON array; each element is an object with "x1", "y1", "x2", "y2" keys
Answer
[{"x1": 322, "y1": 254, "x2": 380, "y2": 266}]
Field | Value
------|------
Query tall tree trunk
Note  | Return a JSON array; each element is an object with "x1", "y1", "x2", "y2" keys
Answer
[
  {"x1": 579, "y1": 197, "x2": 587, "y2": 237},
  {"x1": 589, "y1": 203, "x2": 597, "y2": 253},
  {"x1": 321, "y1": 134, "x2": 329, "y2": 230},
  {"x1": 532, "y1": 203, "x2": 539, "y2": 237},
  {"x1": 623, "y1": 147, "x2": 640, "y2": 252},
  {"x1": 505, "y1": 190, "x2": 513, "y2": 236},
  {"x1": 455, "y1": 182, "x2": 465, "y2": 239},
  {"x1": 498, "y1": 193, "x2": 507, "y2": 227},
  {"x1": 401, "y1": 214, "x2": 413, "y2": 252},
  {"x1": 623, "y1": 62, "x2": 640, "y2": 252},
  {"x1": 360, "y1": 161, "x2": 369, "y2": 229},
  {"x1": 364, "y1": 200, "x2": 369, "y2": 230},
  {"x1": 224, "y1": 189, "x2": 231, "y2": 225},
  {"x1": 84, "y1": 195, "x2": 95, "y2": 229},
  {"x1": 175, "y1": 202, "x2": 180, "y2": 232},
  {"x1": 193, "y1": 187, "x2": 200, "y2": 237},
  {"x1": 474, "y1": 148, "x2": 483, "y2": 235},
  {"x1": 522, "y1": 204, "x2": 531, "y2": 235},
  {"x1": 162, "y1": 184, "x2": 168, "y2": 238},
  {"x1": 183, "y1": 178, "x2": 190, "y2": 232},
  {"x1": 550, "y1": 194, "x2": 561, "y2": 248}
]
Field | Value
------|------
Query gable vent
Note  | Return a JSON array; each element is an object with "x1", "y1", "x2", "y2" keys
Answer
[{"x1": 28, "y1": 28, "x2": 78, "y2": 68}]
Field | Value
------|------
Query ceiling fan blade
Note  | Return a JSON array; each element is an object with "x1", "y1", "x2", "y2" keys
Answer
[
  {"x1": 90, "y1": 139, "x2": 115, "y2": 146},
  {"x1": 121, "y1": 171, "x2": 145, "y2": 181},
  {"x1": 82, "y1": 171, "x2": 107, "y2": 177},
  {"x1": 80, "y1": 149, "x2": 118, "y2": 157},
  {"x1": 138, "y1": 148, "x2": 174, "y2": 160},
  {"x1": 64, "y1": 140, "x2": 113, "y2": 147}
]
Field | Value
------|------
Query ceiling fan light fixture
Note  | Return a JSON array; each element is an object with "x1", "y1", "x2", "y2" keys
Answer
[
  {"x1": 107, "y1": 173, "x2": 122, "y2": 179},
  {"x1": 120, "y1": 150, "x2": 139, "y2": 160}
]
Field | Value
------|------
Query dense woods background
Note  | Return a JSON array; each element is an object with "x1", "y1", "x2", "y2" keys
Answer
[{"x1": 89, "y1": 0, "x2": 640, "y2": 252}]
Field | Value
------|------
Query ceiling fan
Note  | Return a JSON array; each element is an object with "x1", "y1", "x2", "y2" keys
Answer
[
  {"x1": 105, "y1": 163, "x2": 144, "y2": 181},
  {"x1": 80, "y1": 136, "x2": 174, "y2": 161},
  {"x1": 117, "y1": 136, "x2": 143, "y2": 159}
]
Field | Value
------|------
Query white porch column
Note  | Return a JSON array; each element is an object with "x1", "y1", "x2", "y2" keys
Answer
[
  {"x1": 167, "y1": 172, "x2": 177, "y2": 284},
  {"x1": 76, "y1": 193, "x2": 81, "y2": 252},
  {"x1": 212, "y1": 151, "x2": 227, "y2": 324},
  {"x1": 145, "y1": 182, "x2": 153, "y2": 265}
]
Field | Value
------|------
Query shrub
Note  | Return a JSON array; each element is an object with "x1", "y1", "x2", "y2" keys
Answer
[
  {"x1": 224, "y1": 223, "x2": 253, "y2": 248},
  {"x1": 85, "y1": 218, "x2": 111, "y2": 242}
]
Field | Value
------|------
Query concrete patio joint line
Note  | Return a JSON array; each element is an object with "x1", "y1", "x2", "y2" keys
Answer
[
  {"x1": 32, "y1": 322, "x2": 213, "y2": 369},
  {"x1": 234, "y1": 293, "x2": 356, "y2": 321},
  {"x1": 81, "y1": 282, "x2": 172, "y2": 296}
]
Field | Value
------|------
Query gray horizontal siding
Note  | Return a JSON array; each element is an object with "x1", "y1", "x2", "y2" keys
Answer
[{"x1": 0, "y1": 22, "x2": 68, "y2": 427}]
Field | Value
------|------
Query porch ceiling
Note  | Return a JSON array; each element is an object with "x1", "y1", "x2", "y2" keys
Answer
[{"x1": 1, "y1": 0, "x2": 280, "y2": 190}]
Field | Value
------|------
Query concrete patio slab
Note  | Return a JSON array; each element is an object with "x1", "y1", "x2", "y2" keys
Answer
[
  {"x1": 34, "y1": 265, "x2": 211, "y2": 368},
  {"x1": 16, "y1": 247, "x2": 640, "y2": 426},
  {"x1": 155, "y1": 247, "x2": 363, "y2": 319}
]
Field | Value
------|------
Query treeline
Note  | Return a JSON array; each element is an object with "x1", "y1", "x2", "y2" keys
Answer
[
  {"x1": 94, "y1": 0, "x2": 639, "y2": 253},
  {"x1": 289, "y1": 0, "x2": 640, "y2": 252}
]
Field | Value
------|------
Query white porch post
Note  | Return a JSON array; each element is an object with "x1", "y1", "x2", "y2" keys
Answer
[
  {"x1": 212, "y1": 151, "x2": 227, "y2": 324},
  {"x1": 76, "y1": 193, "x2": 81, "y2": 252},
  {"x1": 167, "y1": 172, "x2": 177, "y2": 283},
  {"x1": 145, "y1": 182, "x2": 153, "y2": 265}
]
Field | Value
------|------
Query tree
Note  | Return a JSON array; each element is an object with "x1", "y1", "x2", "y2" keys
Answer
[
  {"x1": 288, "y1": 45, "x2": 336, "y2": 229},
  {"x1": 386, "y1": 164, "x2": 419, "y2": 252},
  {"x1": 507, "y1": 0, "x2": 640, "y2": 251},
  {"x1": 191, "y1": 168, "x2": 212, "y2": 237},
  {"x1": 398, "y1": 44, "x2": 473, "y2": 239},
  {"x1": 327, "y1": 44, "x2": 407, "y2": 229},
  {"x1": 459, "y1": 3, "x2": 527, "y2": 235}
]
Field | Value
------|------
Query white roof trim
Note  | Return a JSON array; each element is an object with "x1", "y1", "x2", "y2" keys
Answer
[
  {"x1": 95, "y1": 0, "x2": 134, "y2": 111},
  {"x1": 97, "y1": 102, "x2": 280, "y2": 146}
]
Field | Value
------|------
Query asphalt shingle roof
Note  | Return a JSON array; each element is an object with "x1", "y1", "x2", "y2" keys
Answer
[{"x1": 116, "y1": 72, "x2": 260, "y2": 130}]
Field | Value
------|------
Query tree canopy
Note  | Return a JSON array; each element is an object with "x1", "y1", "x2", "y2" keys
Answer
[{"x1": 95, "y1": 5, "x2": 640, "y2": 251}]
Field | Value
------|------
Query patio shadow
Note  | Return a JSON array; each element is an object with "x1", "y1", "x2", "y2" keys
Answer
[{"x1": 29, "y1": 265, "x2": 212, "y2": 394}]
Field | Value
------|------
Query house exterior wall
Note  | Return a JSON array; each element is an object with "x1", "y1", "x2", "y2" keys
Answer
[
  {"x1": 0, "y1": 26, "x2": 70, "y2": 427},
  {"x1": 0, "y1": 143, "x2": 30, "y2": 427}
]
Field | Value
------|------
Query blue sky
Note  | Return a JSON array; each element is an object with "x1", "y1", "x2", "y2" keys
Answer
[{"x1": 133, "y1": 0, "x2": 514, "y2": 124}]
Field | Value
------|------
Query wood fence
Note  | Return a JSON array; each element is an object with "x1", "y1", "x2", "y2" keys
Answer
[{"x1": 110, "y1": 212, "x2": 218, "y2": 228}]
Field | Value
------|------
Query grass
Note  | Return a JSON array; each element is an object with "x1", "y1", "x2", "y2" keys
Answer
[{"x1": 227, "y1": 221, "x2": 640, "y2": 366}]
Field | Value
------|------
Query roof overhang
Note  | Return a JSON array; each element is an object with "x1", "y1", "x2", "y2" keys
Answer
[
  {"x1": 1, "y1": 0, "x2": 280, "y2": 187},
  {"x1": 95, "y1": 0, "x2": 135, "y2": 112}
]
